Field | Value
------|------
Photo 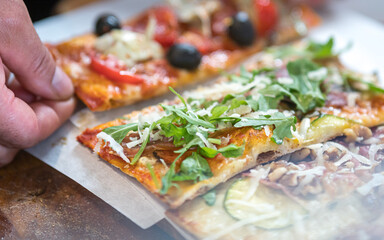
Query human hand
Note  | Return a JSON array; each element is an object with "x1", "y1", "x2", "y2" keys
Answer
[{"x1": 0, "y1": 0, "x2": 76, "y2": 166}]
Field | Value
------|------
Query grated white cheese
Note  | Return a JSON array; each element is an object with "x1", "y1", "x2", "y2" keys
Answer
[
  {"x1": 347, "y1": 92, "x2": 360, "y2": 108},
  {"x1": 243, "y1": 168, "x2": 269, "y2": 201},
  {"x1": 195, "y1": 102, "x2": 218, "y2": 117},
  {"x1": 95, "y1": 29, "x2": 163, "y2": 67},
  {"x1": 356, "y1": 173, "x2": 384, "y2": 195},
  {"x1": 333, "y1": 154, "x2": 353, "y2": 167},
  {"x1": 167, "y1": 0, "x2": 220, "y2": 37},
  {"x1": 264, "y1": 126, "x2": 271, "y2": 137},
  {"x1": 287, "y1": 166, "x2": 326, "y2": 177},
  {"x1": 368, "y1": 144, "x2": 384, "y2": 164},
  {"x1": 96, "y1": 132, "x2": 130, "y2": 163},
  {"x1": 307, "y1": 67, "x2": 328, "y2": 81},
  {"x1": 327, "y1": 141, "x2": 373, "y2": 166},
  {"x1": 196, "y1": 132, "x2": 216, "y2": 149},
  {"x1": 277, "y1": 77, "x2": 294, "y2": 85},
  {"x1": 298, "y1": 117, "x2": 311, "y2": 138}
]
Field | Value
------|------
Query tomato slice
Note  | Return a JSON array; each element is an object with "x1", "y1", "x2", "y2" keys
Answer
[
  {"x1": 151, "y1": 6, "x2": 179, "y2": 48},
  {"x1": 90, "y1": 55, "x2": 144, "y2": 85},
  {"x1": 254, "y1": 0, "x2": 279, "y2": 37},
  {"x1": 177, "y1": 31, "x2": 222, "y2": 55}
]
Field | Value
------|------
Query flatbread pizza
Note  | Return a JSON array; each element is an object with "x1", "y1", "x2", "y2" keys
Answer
[
  {"x1": 77, "y1": 38, "x2": 384, "y2": 208},
  {"x1": 48, "y1": 0, "x2": 320, "y2": 111}
]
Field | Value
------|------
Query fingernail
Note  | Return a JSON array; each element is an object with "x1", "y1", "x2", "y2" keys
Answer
[{"x1": 52, "y1": 66, "x2": 74, "y2": 99}]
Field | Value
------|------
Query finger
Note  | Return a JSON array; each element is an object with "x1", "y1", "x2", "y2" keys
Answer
[
  {"x1": 0, "y1": 0, "x2": 73, "y2": 100},
  {"x1": 7, "y1": 78, "x2": 36, "y2": 103},
  {"x1": 29, "y1": 97, "x2": 76, "y2": 142},
  {"x1": 3, "y1": 64, "x2": 10, "y2": 83},
  {"x1": 0, "y1": 145, "x2": 18, "y2": 167},
  {"x1": 0, "y1": 92, "x2": 76, "y2": 149}
]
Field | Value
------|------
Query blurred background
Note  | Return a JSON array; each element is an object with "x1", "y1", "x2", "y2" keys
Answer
[{"x1": 24, "y1": 0, "x2": 384, "y2": 23}]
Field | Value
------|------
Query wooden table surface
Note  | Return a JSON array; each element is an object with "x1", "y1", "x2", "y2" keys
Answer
[{"x1": 0, "y1": 151, "x2": 181, "y2": 239}]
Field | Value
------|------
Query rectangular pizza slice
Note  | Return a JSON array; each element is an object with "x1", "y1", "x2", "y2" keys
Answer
[
  {"x1": 48, "y1": 0, "x2": 320, "y2": 111},
  {"x1": 167, "y1": 125, "x2": 384, "y2": 239},
  {"x1": 77, "y1": 38, "x2": 384, "y2": 208}
]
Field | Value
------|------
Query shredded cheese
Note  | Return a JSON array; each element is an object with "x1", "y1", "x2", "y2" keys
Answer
[
  {"x1": 307, "y1": 67, "x2": 328, "y2": 81},
  {"x1": 356, "y1": 173, "x2": 384, "y2": 195},
  {"x1": 95, "y1": 29, "x2": 163, "y2": 67},
  {"x1": 96, "y1": 132, "x2": 130, "y2": 163}
]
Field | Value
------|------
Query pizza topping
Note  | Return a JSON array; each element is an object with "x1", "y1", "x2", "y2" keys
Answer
[
  {"x1": 253, "y1": 0, "x2": 279, "y2": 37},
  {"x1": 223, "y1": 178, "x2": 307, "y2": 229},
  {"x1": 90, "y1": 55, "x2": 145, "y2": 84},
  {"x1": 166, "y1": 43, "x2": 202, "y2": 70},
  {"x1": 96, "y1": 132, "x2": 130, "y2": 163},
  {"x1": 166, "y1": 0, "x2": 220, "y2": 37},
  {"x1": 94, "y1": 29, "x2": 163, "y2": 67},
  {"x1": 356, "y1": 173, "x2": 384, "y2": 196},
  {"x1": 227, "y1": 12, "x2": 256, "y2": 47},
  {"x1": 268, "y1": 37, "x2": 337, "y2": 60},
  {"x1": 95, "y1": 14, "x2": 121, "y2": 36}
]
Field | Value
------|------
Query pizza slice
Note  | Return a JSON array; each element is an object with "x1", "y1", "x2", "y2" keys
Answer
[
  {"x1": 48, "y1": 0, "x2": 320, "y2": 111},
  {"x1": 77, "y1": 38, "x2": 384, "y2": 208},
  {"x1": 167, "y1": 126, "x2": 384, "y2": 239}
]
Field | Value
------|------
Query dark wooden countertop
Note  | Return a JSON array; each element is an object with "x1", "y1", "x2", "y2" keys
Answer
[{"x1": 0, "y1": 151, "x2": 181, "y2": 239}]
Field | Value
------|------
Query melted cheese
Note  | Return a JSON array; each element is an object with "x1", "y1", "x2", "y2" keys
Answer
[
  {"x1": 167, "y1": 0, "x2": 220, "y2": 36},
  {"x1": 95, "y1": 29, "x2": 163, "y2": 67}
]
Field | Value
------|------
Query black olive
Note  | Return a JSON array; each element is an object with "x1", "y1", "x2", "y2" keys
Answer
[
  {"x1": 227, "y1": 12, "x2": 256, "y2": 47},
  {"x1": 166, "y1": 43, "x2": 202, "y2": 70},
  {"x1": 95, "y1": 14, "x2": 121, "y2": 36}
]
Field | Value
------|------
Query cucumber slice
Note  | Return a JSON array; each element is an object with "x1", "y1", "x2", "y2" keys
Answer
[
  {"x1": 305, "y1": 114, "x2": 356, "y2": 142},
  {"x1": 224, "y1": 178, "x2": 307, "y2": 229}
]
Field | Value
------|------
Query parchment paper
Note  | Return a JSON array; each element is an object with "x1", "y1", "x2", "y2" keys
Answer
[{"x1": 27, "y1": 0, "x2": 384, "y2": 230}]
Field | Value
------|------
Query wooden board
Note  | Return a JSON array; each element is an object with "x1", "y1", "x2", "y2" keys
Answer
[{"x1": 0, "y1": 151, "x2": 181, "y2": 239}]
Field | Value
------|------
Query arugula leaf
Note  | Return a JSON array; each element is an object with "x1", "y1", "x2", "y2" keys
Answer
[
  {"x1": 210, "y1": 105, "x2": 228, "y2": 119},
  {"x1": 200, "y1": 144, "x2": 245, "y2": 158},
  {"x1": 202, "y1": 190, "x2": 216, "y2": 206},
  {"x1": 345, "y1": 73, "x2": 384, "y2": 94},
  {"x1": 230, "y1": 98, "x2": 248, "y2": 110},
  {"x1": 146, "y1": 163, "x2": 160, "y2": 189},
  {"x1": 259, "y1": 84, "x2": 300, "y2": 111},
  {"x1": 268, "y1": 37, "x2": 338, "y2": 60},
  {"x1": 234, "y1": 112, "x2": 297, "y2": 144},
  {"x1": 160, "y1": 162, "x2": 178, "y2": 194},
  {"x1": 161, "y1": 104, "x2": 215, "y2": 129},
  {"x1": 169, "y1": 86, "x2": 187, "y2": 107},
  {"x1": 171, "y1": 152, "x2": 213, "y2": 182},
  {"x1": 131, "y1": 122, "x2": 156, "y2": 164},
  {"x1": 208, "y1": 138, "x2": 221, "y2": 145},
  {"x1": 160, "y1": 123, "x2": 189, "y2": 147},
  {"x1": 102, "y1": 123, "x2": 139, "y2": 144},
  {"x1": 285, "y1": 59, "x2": 326, "y2": 112},
  {"x1": 306, "y1": 37, "x2": 335, "y2": 59}
]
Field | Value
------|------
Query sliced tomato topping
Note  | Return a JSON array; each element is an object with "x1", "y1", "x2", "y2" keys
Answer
[
  {"x1": 177, "y1": 31, "x2": 222, "y2": 55},
  {"x1": 151, "y1": 6, "x2": 179, "y2": 47},
  {"x1": 254, "y1": 0, "x2": 279, "y2": 37},
  {"x1": 90, "y1": 55, "x2": 144, "y2": 85},
  {"x1": 127, "y1": 6, "x2": 179, "y2": 48}
]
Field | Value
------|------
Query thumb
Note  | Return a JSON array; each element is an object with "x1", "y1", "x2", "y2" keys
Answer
[{"x1": 0, "y1": 0, "x2": 73, "y2": 100}]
